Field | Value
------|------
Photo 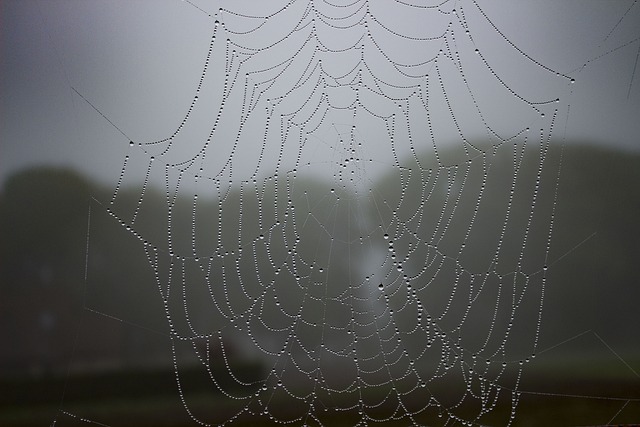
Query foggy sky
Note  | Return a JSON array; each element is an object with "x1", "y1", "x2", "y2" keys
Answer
[{"x1": 2, "y1": 0, "x2": 639, "y2": 187}]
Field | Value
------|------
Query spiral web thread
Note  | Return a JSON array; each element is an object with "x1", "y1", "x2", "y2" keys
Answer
[{"x1": 53, "y1": 1, "x2": 639, "y2": 426}]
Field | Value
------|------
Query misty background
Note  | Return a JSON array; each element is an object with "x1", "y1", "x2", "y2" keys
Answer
[
  {"x1": 1, "y1": 143, "x2": 639, "y2": 426},
  {"x1": 2, "y1": 0, "x2": 639, "y2": 184},
  {"x1": 1, "y1": 1, "x2": 640, "y2": 426}
]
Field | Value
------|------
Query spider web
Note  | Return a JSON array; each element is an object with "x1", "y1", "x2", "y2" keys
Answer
[{"x1": 53, "y1": 1, "x2": 639, "y2": 426}]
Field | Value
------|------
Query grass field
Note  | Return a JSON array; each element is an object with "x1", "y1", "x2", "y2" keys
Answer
[{"x1": 2, "y1": 358, "x2": 639, "y2": 427}]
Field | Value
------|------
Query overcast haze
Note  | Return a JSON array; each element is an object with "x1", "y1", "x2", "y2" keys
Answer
[
  {"x1": 2, "y1": 0, "x2": 639, "y2": 187},
  {"x1": 2, "y1": 2, "x2": 640, "y2": 424}
]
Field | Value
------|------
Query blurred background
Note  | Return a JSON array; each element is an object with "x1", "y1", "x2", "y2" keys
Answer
[
  {"x1": 1, "y1": 143, "x2": 639, "y2": 425},
  {"x1": 2, "y1": 1, "x2": 639, "y2": 426}
]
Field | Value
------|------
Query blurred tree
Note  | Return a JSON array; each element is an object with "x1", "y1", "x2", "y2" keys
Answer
[
  {"x1": 545, "y1": 143, "x2": 640, "y2": 356},
  {"x1": 367, "y1": 142, "x2": 640, "y2": 361},
  {"x1": 3, "y1": 143, "x2": 637, "y2": 383},
  {"x1": 0, "y1": 168, "x2": 92, "y2": 375}
]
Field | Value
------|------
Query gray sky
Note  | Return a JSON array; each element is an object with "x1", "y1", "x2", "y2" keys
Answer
[{"x1": 2, "y1": 0, "x2": 639, "y2": 187}]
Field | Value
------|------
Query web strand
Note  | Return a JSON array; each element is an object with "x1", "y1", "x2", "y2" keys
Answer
[{"x1": 56, "y1": 1, "x2": 640, "y2": 426}]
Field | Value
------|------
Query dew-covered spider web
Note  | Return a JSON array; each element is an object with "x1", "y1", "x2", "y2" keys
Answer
[{"x1": 54, "y1": 1, "x2": 640, "y2": 426}]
